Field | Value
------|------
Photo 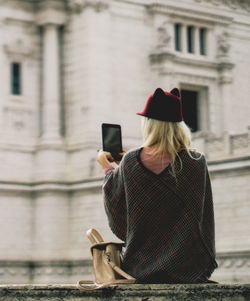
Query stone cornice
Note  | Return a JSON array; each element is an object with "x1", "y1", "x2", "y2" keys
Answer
[
  {"x1": 193, "y1": 0, "x2": 250, "y2": 13},
  {"x1": 68, "y1": 0, "x2": 109, "y2": 13},
  {"x1": 216, "y1": 250, "x2": 250, "y2": 269},
  {"x1": 217, "y1": 250, "x2": 250, "y2": 258},
  {"x1": 149, "y1": 50, "x2": 235, "y2": 71},
  {"x1": 0, "y1": 259, "x2": 92, "y2": 281},
  {"x1": 145, "y1": 0, "x2": 250, "y2": 14},
  {"x1": 146, "y1": 3, "x2": 233, "y2": 25},
  {"x1": 0, "y1": 259, "x2": 92, "y2": 267},
  {"x1": 35, "y1": 0, "x2": 67, "y2": 26},
  {"x1": 0, "y1": 178, "x2": 103, "y2": 192},
  {"x1": 208, "y1": 155, "x2": 250, "y2": 173},
  {"x1": 1, "y1": 154, "x2": 250, "y2": 191},
  {"x1": 1, "y1": 252, "x2": 250, "y2": 283}
]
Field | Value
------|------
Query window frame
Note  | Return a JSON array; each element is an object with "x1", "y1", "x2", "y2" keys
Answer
[
  {"x1": 11, "y1": 62, "x2": 22, "y2": 96},
  {"x1": 174, "y1": 23, "x2": 182, "y2": 52},
  {"x1": 199, "y1": 28, "x2": 207, "y2": 56},
  {"x1": 180, "y1": 85, "x2": 209, "y2": 133},
  {"x1": 187, "y1": 25, "x2": 195, "y2": 54},
  {"x1": 172, "y1": 21, "x2": 210, "y2": 57}
]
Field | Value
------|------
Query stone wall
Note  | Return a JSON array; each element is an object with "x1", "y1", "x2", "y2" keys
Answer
[
  {"x1": 0, "y1": 0, "x2": 250, "y2": 286},
  {"x1": 0, "y1": 284, "x2": 250, "y2": 301},
  {"x1": 1, "y1": 250, "x2": 250, "y2": 285}
]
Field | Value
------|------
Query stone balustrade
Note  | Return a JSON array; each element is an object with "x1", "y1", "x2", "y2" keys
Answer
[{"x1": 192, "y1": 128, "x2": 250, "y2": 160}]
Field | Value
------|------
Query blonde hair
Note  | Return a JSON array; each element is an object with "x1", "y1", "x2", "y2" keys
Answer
[{"x1": 141, "y1": 117, "x2": 199, "y2": 178}]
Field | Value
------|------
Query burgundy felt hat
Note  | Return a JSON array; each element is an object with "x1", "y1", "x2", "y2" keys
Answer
[{"x1": 137, "y1": 87, "x2": 184, "y2": 122}]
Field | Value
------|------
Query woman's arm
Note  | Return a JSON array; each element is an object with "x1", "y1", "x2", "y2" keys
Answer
[
  {"x1": 200, "y1": 157, "x2": 218, "y2": 268},
  {"x1": 97, "y1": 150, "x2": 127, "y2": 241},
  {"x1": 103, "y1": 167, "x2": 127, "y2": 241}
]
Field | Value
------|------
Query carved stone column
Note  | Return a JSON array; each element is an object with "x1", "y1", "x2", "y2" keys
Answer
[
  {"x1": 181, "y1": 24, "x2": 187, "y2": 53},
  {"x1": 33, "y1": 1, "x2": 69, "y2": 262},
  {"x1": 36, "y1": 0, "x2": 67, "y2": 145},
  {"x1": 41, "y1": 24, "x2": 61, "y2": 144},
  {"x1": 34, "y1": 0, "x2": 67, "y2": 183},
  {"x1": 194, "y1": 27, "x2": 199, "y2": 55}
]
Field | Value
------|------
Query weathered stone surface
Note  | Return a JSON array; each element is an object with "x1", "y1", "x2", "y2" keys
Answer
[
  {"x1": 1, "y1": 0, "x2": 250, "y2": 286},
  {"x1": 0, "y1": 284, "x2": 250, "y2": 301}
]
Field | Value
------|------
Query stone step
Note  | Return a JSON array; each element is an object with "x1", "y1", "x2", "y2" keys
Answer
[{"x1": 0, "y1": 284, "x2": 250, "y2": 300}]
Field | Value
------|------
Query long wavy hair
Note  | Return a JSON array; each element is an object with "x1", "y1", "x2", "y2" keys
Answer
[{"x1": 141, "y1": 117, "x2": 200, "y2": 178}]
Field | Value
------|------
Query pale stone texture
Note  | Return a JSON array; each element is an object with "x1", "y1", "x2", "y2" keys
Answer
[
  {"x1": 0, "y1": 0, "x2": 250, "y2": 285},
  {"x1": 0, "y1": 284, "x2": 250, "y2": 301}
]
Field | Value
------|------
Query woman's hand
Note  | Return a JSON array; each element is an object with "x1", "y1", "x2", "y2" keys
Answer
[
  {"x1": 97, "y1": 150, "x2": 114, "y2": 169},
  {"x1": 97, "y1": 150, "x2": 126, "y2": 169}
]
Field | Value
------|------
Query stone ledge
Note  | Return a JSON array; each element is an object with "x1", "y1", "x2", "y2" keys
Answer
[{"x1": 0, "y1": 284, "x2": 250, "y2": 300}]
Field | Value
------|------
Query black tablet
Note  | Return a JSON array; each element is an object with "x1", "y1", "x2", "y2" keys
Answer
[{"x1": 102, "y1": 123, "x2": 123, "y2": 161}]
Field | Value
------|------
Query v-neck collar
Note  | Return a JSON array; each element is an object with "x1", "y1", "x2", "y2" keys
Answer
[{"x1": 135, "y1": 147, "x2": 172, "y2": 177}]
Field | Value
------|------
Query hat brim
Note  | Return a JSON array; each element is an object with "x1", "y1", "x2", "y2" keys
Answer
[{"x1": 136, "y1": 112, "x2": 183, "y2": 122}]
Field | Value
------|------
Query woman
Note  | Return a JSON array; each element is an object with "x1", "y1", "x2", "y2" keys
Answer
[{"x1": 97, "y1": 87, "x2": 218, "y2": 284}]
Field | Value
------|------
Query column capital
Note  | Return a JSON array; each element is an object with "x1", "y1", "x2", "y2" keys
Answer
[
  {"x1": 36, "y1": 0, "x2": 67, "y2": 26},
  {"x1": 218, "y1": 61, "x2": 234, "y2": 84}
]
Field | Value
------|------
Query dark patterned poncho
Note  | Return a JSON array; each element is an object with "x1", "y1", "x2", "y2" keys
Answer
[{"x1": 103, "y1": 148, "x2": 218, "y2": 284}]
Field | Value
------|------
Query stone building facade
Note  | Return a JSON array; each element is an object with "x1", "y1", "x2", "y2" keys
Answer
[{"x1": 0, "y1": 0, "x2": 250, "y2": 284}]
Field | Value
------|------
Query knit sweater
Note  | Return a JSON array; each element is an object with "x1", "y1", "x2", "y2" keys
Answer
[{"x1": 103, "y1": 147, "x2": 218, "y2": 284}]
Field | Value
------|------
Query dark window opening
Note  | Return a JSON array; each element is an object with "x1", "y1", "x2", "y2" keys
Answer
[
  {"x1": 11, "y1": 62, "x2": 21, "y2": 95},
  {"x1": 174, "y1": 23, "x2": 181, "y2": 51},
  {"x1": 180, "y1": 89, "x2": 199, "y2": 132},
  {"x1": 199, "y1": 28, "x2": 206, "y2": 55},
  {"x1": 187, "y1": 26, "x2": 194, "y2": 53}
]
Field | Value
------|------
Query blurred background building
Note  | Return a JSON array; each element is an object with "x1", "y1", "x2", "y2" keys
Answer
[{"x1": 0, "y1": 0, "x2": 250, "y2": 284}]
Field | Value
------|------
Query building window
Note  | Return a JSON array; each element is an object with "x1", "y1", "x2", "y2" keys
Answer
[
  {"x1": 174, "y1": 23, "x2": 208, "y2": 56},
  {"x1": 180, "y1": 89, "x2": 199, "y2": 132},
  {"x1": 174, "y1": 23, "x2": 182, "y2": 51},
  {"x1": 187, "y1": 26, "x2": 194, "y2": 54},
  {"x1": 11, "y1": 62, "x2": 21, "y2": 95},
  {"x1": 199, "y1": 28, "x2": 206, "y2": 55}
]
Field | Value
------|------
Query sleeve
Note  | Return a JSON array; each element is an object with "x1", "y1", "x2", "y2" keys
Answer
[
  {"x1": 199, "y1": 157, "x2": 218, "y2": 268},
  {"x1": 102, "y1": 163, "x2": 127, "y2": 241},
  {"x1": 104, "y1": 165, "x2": 115, "y2": 175}
]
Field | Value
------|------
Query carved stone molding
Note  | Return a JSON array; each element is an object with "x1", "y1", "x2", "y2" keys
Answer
[
  {"x1": 231, "y1": 133, "x2": 249, "y2": 154},
  {"x1": 4, "y1": 39, "x2": 34, "y2": 58},
  {"x1": 193, "y1": 129, "x2": 250, "y2": 160},
  {"x1": 36, "y1": 0, "x2": 67, "y2": 26},
  {"x1": 216, "y1": 251, "x2": 250, "y2": 269},
  {"x1": 149, "y1": 22, "x2": 175, "y2": 63},
  {"x1": 216, "y1": 31, "x2": 234, "y2": 82},
  {"x1": 193, "y1": 0, "x2": 250, "y2": 12},
  {"x1": 68, "y1": 0, "x2": 109, "y2": 13},
  {"x1": 216, "y1": 31, "x2": 232, "y2": 64},
  {"x1": 217, "y1": 61, "x2": 234, "y2": 84},
  {"x1": 0, "y1": 260, "x2": 92, "y2": 282},
  {"x1": 149, "y1": 51, "x2": 176, "y2": 64},
  {"x1": 3, "y1": 105, "x2": 33, "y2": 134}
]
